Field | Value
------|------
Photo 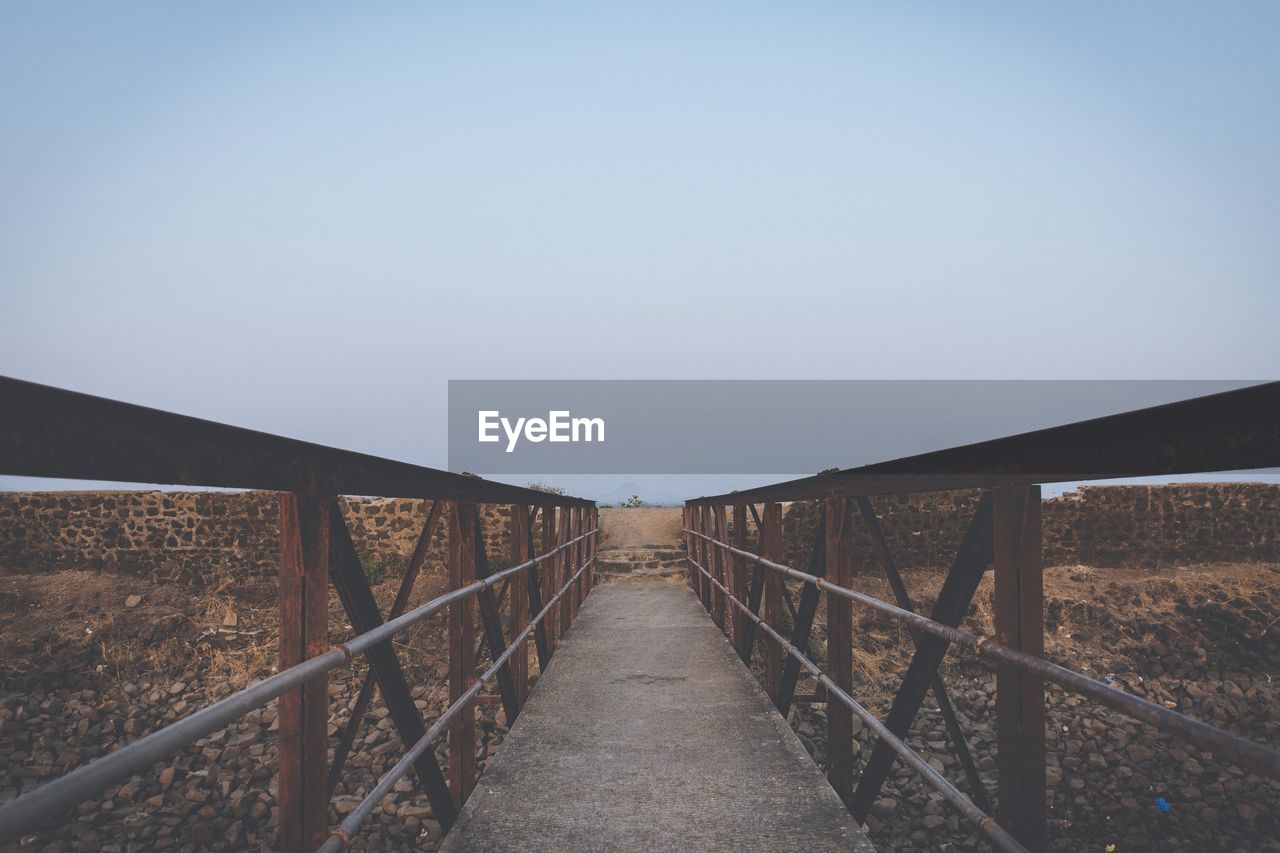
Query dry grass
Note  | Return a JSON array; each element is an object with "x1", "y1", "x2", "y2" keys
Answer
[{"x1": 748, "y1": 561, "x2": 1280, "y2": 705}]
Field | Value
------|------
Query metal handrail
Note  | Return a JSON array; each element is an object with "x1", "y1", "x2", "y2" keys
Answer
[
  {"x1": 688, "y1": 556, "x2": 1027, "y2": 853},
  {"x1": 686, "y1": 380, "x2": 1280, "y2": 505},
  {"x1": 318, "y1": 552, "x2": 596, "y2": 852},
  {"x1": 0, "y1": 527, "x2": 599, "y2": 841},
  {"x1": 0, "y1": 375, "x2": 594, "y2": 506},
  {"x1": 686, "y1": 528, "x2": 1280, "y2": 782}
]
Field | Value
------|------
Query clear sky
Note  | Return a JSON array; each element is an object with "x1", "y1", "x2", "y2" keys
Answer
[{"x1": 2, "y1": 3, "x2": 1278, "y2": 499}]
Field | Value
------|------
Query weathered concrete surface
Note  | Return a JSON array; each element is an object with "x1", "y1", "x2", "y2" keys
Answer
[{"x1": 440, "y1": 583, "x2": 874, "y2": 852}]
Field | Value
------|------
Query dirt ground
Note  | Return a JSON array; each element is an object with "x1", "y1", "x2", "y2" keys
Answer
[{"x1": 2, "y1": 527, "x2": 1278, "y2": 851}]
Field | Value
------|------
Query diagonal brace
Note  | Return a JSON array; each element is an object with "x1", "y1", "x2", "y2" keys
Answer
[
  {"x1": 328, "y1": 500, "x2": 442, "y2": 795},
  {"x1": 736, "y1": 504, "x2": 768, "y2": 665},
  {"x1": 326, "y1": 500, "x2": 457, "y2": 829},
  {"x1": 473, "y1": 512, "x2": 521, "y2": 726},
  {"x1": 524, "y1": 507, "x2": 551, "y2": 670},
  {"x1": 856, "y1": 496, "x2": 993, "y2": 814},
  {"x1": 774, "y1": 511, "x2": 828, "y2": 716},
  {"x1": 849, "y1": 493, "x2": 994, "y2": 822}
]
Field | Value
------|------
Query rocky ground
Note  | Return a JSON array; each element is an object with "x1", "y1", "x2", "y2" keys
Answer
[
  {"x1": 773, "y1": 563, "x2": 1280, "y2": 851},
  {"x1": 0, "y1": 565, "x2": 516, "y2": 853},
  {"x1": 1, "y1": 550, "x2": 1277, "y2": 851}
]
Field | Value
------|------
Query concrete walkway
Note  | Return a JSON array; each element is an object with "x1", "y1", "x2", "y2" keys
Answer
[{"x1": 440, "y1": 583, "x2": 875, "y2": 852}]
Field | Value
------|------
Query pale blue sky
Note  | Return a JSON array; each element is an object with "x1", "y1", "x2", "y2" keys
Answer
[{"x1": 2, "y1": 3, "x2": 1278, "y2": 498}]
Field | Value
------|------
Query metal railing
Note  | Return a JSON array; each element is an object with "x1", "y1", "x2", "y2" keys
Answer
[
  {"x1": 683, "y1": 380, "x2": 1280, "y2": 852},
  {"x1": 0, "y1": 376, "x2": 600, "y2": 850}
]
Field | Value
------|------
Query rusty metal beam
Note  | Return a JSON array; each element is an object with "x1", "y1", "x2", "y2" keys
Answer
[
  {"x1": 542, "y1": 506, "x2": 559, "y2": 655},
  {"x1": 824, "y1": 498, "x2": 855, "y2": 807},
  {"x1": 0, "y1": 375, "x2": 593, "y2": 505},
  {"x1": 737, "y1": 508, "x2": 769, "y2": 666},
  {"x1": 709, "y1": 507, "x2": 728, "y2": 630},
  {"x1": 525, "y1": 507, "x2": 551, "y2": 670},
  {"x1": 993, "y1": 486, "x2": 1047, "y2": 851},
  {"x1": 448, "y1": 502, "x2": 477, "y2": 808},
  {"x1": 731, "y1": 505, "x2": 749, "y2": 658},
  {"x1": 761, "y1": 502, "x2": 784, "y2": 697},
  {"x1": 688, "y1": 380, "x2": 1280, "y2": 505},
  {"x1": 278, "y1": 493, "x2": 330, "y2": 853},
  {"x1": 508, "y1": 505, "x2": 531, "y2": 703},
  {"x1": 556, "y1": 506, "x2": 572, "y2": 642}
]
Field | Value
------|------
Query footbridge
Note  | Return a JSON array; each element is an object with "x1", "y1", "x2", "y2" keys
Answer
[{"x1": 1, "y1": 376, "x2": 1279, "y2": 852}]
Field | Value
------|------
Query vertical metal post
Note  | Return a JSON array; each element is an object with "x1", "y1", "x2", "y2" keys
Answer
[
  {"x1": 557, "y1": 506, "x2": 572, "y2": 641},
  {"x1": 693, "y1": 507, "x2": 705, "y2": 605},
  {"x1": 825, "y1": 497, "x2": 854, "y2": 806},
  {"x1": 710, "y1": 506, "x2": 727, "y2": 630},
  {"x1": 565, "y1": 506, "x2": 576, "y2": 620},
  {"x1": 685, "y1": 506, "x2": 697, "y2": 593},
  {"x1": 775, "y1": 509, "x2": 829, "y2": 715},
  {"x1": 714, "y1": 505, "x2": 730, "y2": 635},
  {"x1": 448, "y1": 501, "x2": 477, "y2": 808},
  {"x1": 732, "y1": 504, "x2": 748, "y2": 657},
  {"x1": 762, "y1": 502, "x2": 783, "y2": 697},
  {"x1": 705, "y1": 506, "x2": 716, "y2": 610},
  {"x1": 693, "y1": 506, "x2": 705, "y2": 605},
  {"x1": 473, "y1": 512, "x2": 521, "y2": 727},
  {"x1": 525, "y1": 506, "x2": 551, "y2": 671},
  {"x1": 588, "y1": 506, "x2": 598, "y2": 593},
  {"x1": 994, "y1": 485, "x2": 1047, "y2": 852},
  {"x1": 509, "y1": 505, "x2": 530, "y2": 703},
  {"x1": 573, "y1": 506, "x2": 585, "y2": 616},
  {"x1": 278, "y1": 493, "x2": 329, "y2": 853},
  {"x1": 542, "y1": 506, "x2": 558, "y2": 654}
]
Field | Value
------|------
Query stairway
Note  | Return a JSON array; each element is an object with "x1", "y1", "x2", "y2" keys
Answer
[{"x1": 594, "y1": 543, "x2": 687, "y2": 582}]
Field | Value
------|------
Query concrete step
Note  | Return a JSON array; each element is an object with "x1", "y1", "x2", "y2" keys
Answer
[
  {"x1": 595, "y1": 545, "x2": 687, "y2": 582},
  {"x1": 597, "y1": 557, "x2": 687, "y2": 572},
  {"x1": 596, "y1": 546, "x2": 685, "y2": 561}
]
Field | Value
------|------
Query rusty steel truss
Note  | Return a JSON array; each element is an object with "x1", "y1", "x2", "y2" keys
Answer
[
  {"x1": 0, "y1": 377, "x2": 599, "y2": 851},
  {"x1": 684, "y1": 380, "x2": 1280, "y2": 852}
]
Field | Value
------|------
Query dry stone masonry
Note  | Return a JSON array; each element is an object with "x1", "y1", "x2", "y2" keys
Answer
[
  {"x1": 779, "y1": 484, "x2": 1280, "y2": 572},
  {"x1": 0, "y1": 492, "x2": 513, "y2": 582},
  {"x1": 3, "y1": 485, "x2": 1278, "y2": 583}
]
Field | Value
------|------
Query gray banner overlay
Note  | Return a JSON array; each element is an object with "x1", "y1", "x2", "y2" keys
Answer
[{"x1": 448, "y1": 380, "x2": 1260, "y2": 475}]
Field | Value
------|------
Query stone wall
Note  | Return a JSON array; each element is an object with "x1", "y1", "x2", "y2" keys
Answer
[
  {"x1": 777, "y1": 484, "x2": 1280, "y2": 571},
  {"x1": 2, "y1": 485, "x2": 1276, "y2": 582},
  {"x1": 0, "y1": 491, "x2": 520, "y2": 583}
]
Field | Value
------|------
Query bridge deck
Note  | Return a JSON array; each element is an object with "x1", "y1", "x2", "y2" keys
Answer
[{"x1": 440, "y1": 583, "x2": 874, "y2": 852}]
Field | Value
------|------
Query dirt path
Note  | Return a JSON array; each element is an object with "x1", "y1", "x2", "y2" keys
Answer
[{"x1": 597, "y1": 507, "x2": 683, "y2": 549}]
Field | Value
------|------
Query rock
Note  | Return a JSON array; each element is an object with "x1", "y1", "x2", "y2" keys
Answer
[{"x1": 872, "y1": 797, "x2": 898, "y2": 817}]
